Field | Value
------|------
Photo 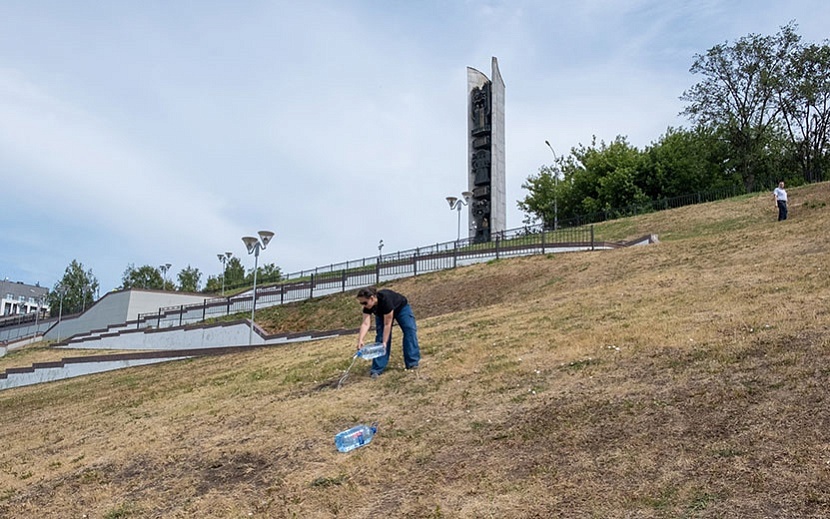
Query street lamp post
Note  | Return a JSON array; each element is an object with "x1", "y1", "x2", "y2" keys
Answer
[
  {"x1": 159, "y1": 263, "x2": 172, "y2": 290},
  {"x1": 217, "y1": 252, "x2": 233, "y2": 296},
  {"x1": 545, "y1": 140, "x2": 560, "y2": 231},
  {"x1": 80, "y1": 282, "x2": 90, "y2": 312},
  {"x1": 34, "y1": 295, "x2": 43, "y2": 334},
  {"x1": 446, "y1": 191, "x2": 473, "y2": 243},
  {"x1": 242, "y1": 230, "x2": 275, "y2": 345},
  {"x1": 56, "y1": 285, "x2": 65, "y2": 342}
]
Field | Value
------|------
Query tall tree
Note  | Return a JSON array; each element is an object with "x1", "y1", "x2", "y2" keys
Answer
[
  {"x1": 47, "y1": 260, "x2": 99, "y2": 317},
  {"x1": 518, "y1": 164, "x2": 560, "y2": 227},
  {"x1": 777, "y1": 40, "x2": 830, "y2": 183},
  {"x1": 640, "y1": 126, "x2": 736, "y2": 198},
  {"x1": 518, "y1": 136, "x2": 647, "y2": 226},
  {"x1": 119, "y1": 264, "x2": 164, "y2": 290},
  {"x1": 567, "y1": 136, "x2": 648, "y2": 216},
  {"x1": 223, "y1": 257, "x2": 246, "y2": 288},
  {"x1": 681, "y1": 23, "x2": 800, "y2": 191},
  {"x1": 177, "y1": 265, "x2": 202, "y2": 292},
  {"x1": 249, "y1": 262, "x2": 282, "y2": 284},
  {"x1": 203, "y1": 275, "x2": 221, "y2": 293}
]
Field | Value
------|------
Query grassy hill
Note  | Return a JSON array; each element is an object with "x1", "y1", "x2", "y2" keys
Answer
[{"x1": 1, "y1": 183, "x2": 828, "y2": 518}]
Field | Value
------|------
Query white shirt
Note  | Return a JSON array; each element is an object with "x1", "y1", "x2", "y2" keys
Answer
[{"x1": 774, "y1": 187, "x2": 788, "y2": 202}]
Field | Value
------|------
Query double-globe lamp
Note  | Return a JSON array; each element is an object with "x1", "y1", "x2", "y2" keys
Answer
[
  {"x1": 217, "y1": 252, "x2": 233, "y2": 296},
  {"x1": 545, "y1": 140, "x2": 560, "y2": 230},
  {"x1": 242, "y1": 230, "x2": 275, "y2": 345},
  {"x1": 446, "y1": 191, "x2": 473, "y2": 243}
]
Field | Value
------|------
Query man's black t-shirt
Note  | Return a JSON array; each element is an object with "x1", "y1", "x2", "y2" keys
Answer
[{"x1": 363, "y1": 289, "x2": 408, "y2": 317}]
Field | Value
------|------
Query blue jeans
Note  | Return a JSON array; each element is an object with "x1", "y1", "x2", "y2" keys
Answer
[
  {"x1": 778, "y1": 200, "x2": 788, "y2": 221},
  {"x1": 372, "y1": 303, "x2": 420, "y2": 374}
]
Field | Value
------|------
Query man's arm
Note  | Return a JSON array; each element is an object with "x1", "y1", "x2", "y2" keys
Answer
[{"x1": 357, "y1": 313, "x2": 372, "y2": 349}]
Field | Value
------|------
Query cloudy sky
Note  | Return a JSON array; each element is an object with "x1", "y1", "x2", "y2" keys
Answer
[{"x1": 1, "y1": 0, "x2": 827, "y2": 293}]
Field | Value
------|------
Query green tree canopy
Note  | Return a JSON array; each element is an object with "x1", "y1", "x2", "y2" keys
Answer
[
  {"x1": 224, "y1": 257, "x2": 246, "y2": 287},
  {"x1": 119, "y1": 264, "x2": 164, "y2": 290},
  {"x1": 247, "y1": 262, "x2": 282, "y2": 285},
  {"x1": 518, "y1": 164, "x2": 560, "y2": 228},
  {"x1": 47, "y1": 260, "x2": 99, "y2": 317},
  {"x1": 681, "y1": 22, "x2": 801, "y2": 190},
  {"x1": 520, "y1": 24, "x2": 830, "y2": 227},
  {"x1": 639, "y1": 126, "x2": 736, "y2": 197},
  {"x1": 778, "y1": 40, "x2": 830, "y2": 182},
  {"x1": 177, "y1": 265, "x2": 202, "y2": 292},
  {"x1": 519, "y1": 136, "x2": 649, "y2": 227}
]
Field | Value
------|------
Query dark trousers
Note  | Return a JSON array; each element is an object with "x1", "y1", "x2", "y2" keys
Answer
[
  {"x1": 777, "y1": 200, "x2": 788, "y2": 221},
  {"x1": 371, "y1": 304, "x2": 420, "y2": 374}
]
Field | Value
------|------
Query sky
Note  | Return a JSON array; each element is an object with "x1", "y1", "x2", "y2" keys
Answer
[{"x1": 1, "y1": 0, "x2": 828, "y2": 294}]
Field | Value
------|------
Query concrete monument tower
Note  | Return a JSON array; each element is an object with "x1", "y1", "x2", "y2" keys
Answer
[{"x1": 467, "y1": 57, "x2": 506, "y2": 243}]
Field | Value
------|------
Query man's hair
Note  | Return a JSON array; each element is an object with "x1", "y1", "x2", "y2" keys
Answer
[{"x1": 356, "y1": 287, "x2": 378, "y2": 299}]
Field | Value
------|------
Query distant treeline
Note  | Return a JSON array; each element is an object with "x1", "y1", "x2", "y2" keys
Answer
[{"x1": 520, "y1": 22, "x2": 829, "y2": 227}]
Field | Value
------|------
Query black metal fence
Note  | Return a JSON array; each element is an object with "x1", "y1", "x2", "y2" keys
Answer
[
  {"x1": 205, "y1": 182, "x2": 784, "y2": 295},
  {"x1": 554, "y1": 185, "x2": 747, "y2": 229},
  {"x1": 135, "y1": 224, "x2": 600, "y2": 330},
  {"x1": 6, "y1": 180, "x2": 779, "y2": 343}
]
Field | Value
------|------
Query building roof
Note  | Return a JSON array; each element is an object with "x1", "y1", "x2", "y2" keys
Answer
[{"x1": 0, "y1": 280, "x2": 49, "y2": 300}]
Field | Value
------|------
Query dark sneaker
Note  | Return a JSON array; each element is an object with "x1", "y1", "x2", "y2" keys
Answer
[
  {"x1": 406, "y1": 364, "x2": 419, "y2": 371},
  {"x1": 370, "y1": 372, "x2": 381, "y2": 379}
]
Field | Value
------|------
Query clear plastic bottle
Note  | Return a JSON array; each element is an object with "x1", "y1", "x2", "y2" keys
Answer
[
  {"x1": 334, "y1": 422, "x2": 379, "y2": 452},
  {"x1": 356, "y1": 342, "x2": 386, "y2": 360}
]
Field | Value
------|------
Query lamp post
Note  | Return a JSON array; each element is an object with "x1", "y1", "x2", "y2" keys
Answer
[
  {"x1": 80, "y1": 282, "x2": 90, "y2": 312},
  {"x1": 446, "y1": 191, "x2": 473, "y2": 243},
  {"x1": 159, "y1": 263, "x2": 172, "y2": 290},
  {"x1": 217, "y1": 252, "x2": 233, "y2": 295},
  {"x1": 34, "y1": 295, "x2": 44, "y2": 334},
  {"x1": 56, "y1": 284, "x2": 65, "y2": 342},
  {"x1": 378, "y1": 239, "x2": 384, "y2": 260},
  {"x1": 545, "y1": 140, "x2": 560, "y2": 231},
  {"x1": 242, "y1": 230, "x2": 275, "y2": 345}
]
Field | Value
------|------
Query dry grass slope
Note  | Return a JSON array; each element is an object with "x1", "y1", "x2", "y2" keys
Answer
[{"x1": 1, "y1": 183, "x2": 829, "y2": 518}]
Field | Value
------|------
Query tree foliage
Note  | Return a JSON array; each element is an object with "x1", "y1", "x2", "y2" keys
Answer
[
  {"x1": 778, "y1": 40, "x2": 830, "y2": 182},
  {"x1": 177, "y1": 265, "x2": 202, "y2": 292},
  {"x1": 518, "y1": 164, "x2": 560, "y2": 227},
  {"x1": 680, "y1": 21, "x2": 830, "y2": 188},
  {"x1": 640, "y1": 126, "x2": 736, "y2": 197},
  {"x1": 120, "y1": 264, "x2": 164, "y2": 290},
  {"x1": 681, "y1": 22, "x2": 800, "y2": 191},
  {"x1": 47, "y1": 260, "x2": 99, "y2": 317},
  {"x1": 520, "y1": 23, "x2": 830, "y2": 226},
  {"x1": 248, "y1": 262, "x2": 282, "y2": 285},
  {"x1": 204, "y1": 256, "x2": 247, "y2": 294},
  {"x1": 204, "y1": 259, "x2": 283, "y2": 294},
  {"x1": 224, "y1": 257, "x2": 246, "y2": 287},
  {"x1": 519, "y1": 136, "x2": 650, "y2": 228}
]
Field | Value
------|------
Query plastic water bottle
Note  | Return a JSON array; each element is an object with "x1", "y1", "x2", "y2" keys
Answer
[
  {"x1": 335, "y1": 422, "x2": 378, "y2": 452},
  {"x1": 356, "y1": 342, "x2": 386, "y2": 360}
]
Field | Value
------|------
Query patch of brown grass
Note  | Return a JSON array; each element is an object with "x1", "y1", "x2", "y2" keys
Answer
[{"x1": 0, "y1": 183, "x2": 829, "y2": 518}]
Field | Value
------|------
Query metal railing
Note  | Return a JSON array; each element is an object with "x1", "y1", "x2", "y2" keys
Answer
[
  {"x1": 132, "y1": 224, "x2": 600, "y2": 331},
  {"x1": 10, "y1": 181, "x2": 778, "y2": 344},
  {"x1": 206, "y1": 183, "x2": 759, "y2": 293},
  {"x1": 553, "y1": 185, "x2": 747, "y2": 229}
]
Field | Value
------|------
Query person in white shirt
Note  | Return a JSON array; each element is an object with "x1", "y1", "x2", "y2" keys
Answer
[{"x1": 773, "y1": 181, "x2": 788, "y2": 221}]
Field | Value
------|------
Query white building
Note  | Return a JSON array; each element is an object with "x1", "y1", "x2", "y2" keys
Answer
[{"x1": 1, "y1": 279, "x2": 49, "y2": 317}]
